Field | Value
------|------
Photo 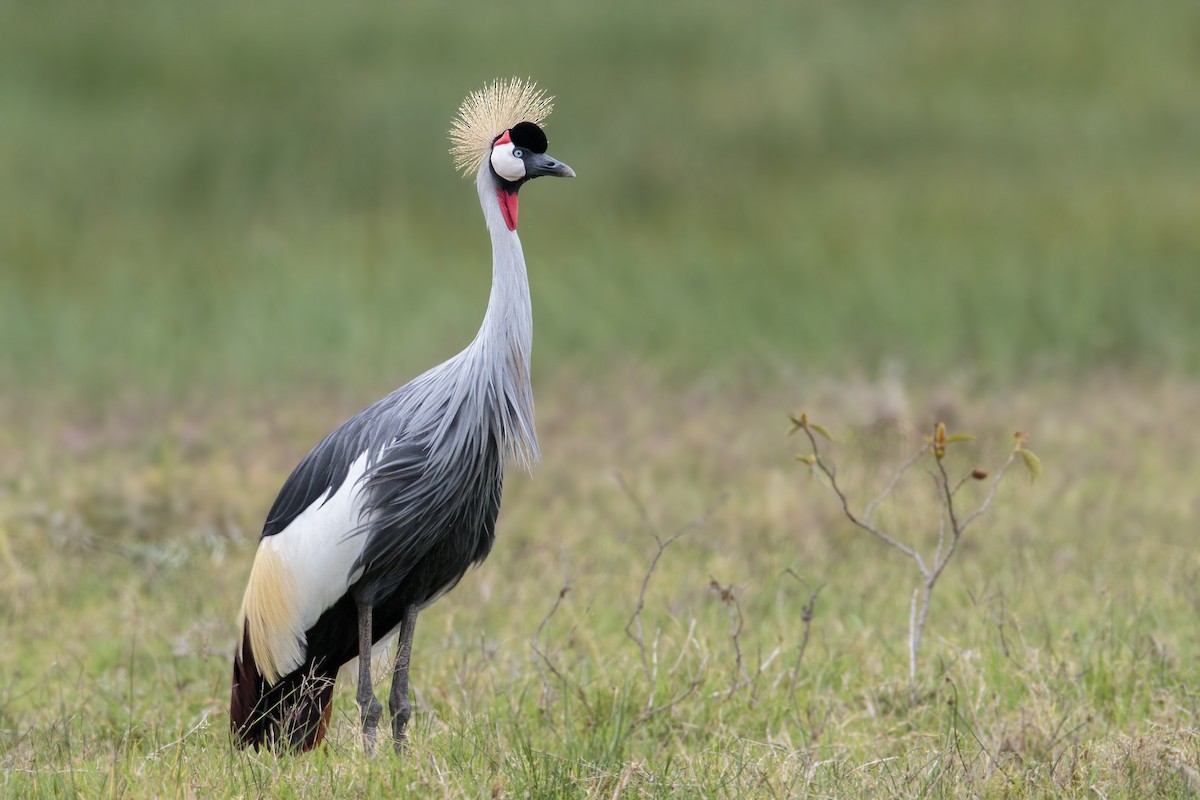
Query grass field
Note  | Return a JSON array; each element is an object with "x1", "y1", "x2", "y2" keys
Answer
[
  {"x1": 3, "y1": 0, "x2": 1199, "y2": 797},
  {"x1": 3, "y1": 0, "x2": 1199, "y2": 389},
  {"x1": 3, "y1": 375, "x2": 1199, "y2": 797}
]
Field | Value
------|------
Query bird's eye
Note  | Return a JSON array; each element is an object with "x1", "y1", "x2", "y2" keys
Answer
[{"x1": 513, "y1": 149, "x2": 524, "y2": 159}]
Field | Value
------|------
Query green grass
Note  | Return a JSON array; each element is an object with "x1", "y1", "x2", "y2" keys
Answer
[
  {"x1": 2, "y1": 0, "x2": 1199, "y2": 391},
  {"x1": 3, "y1": 374, "x2": 1200, "y2": 797},
  {"x1": 4, "y1": 0, "x2": 1200, "y2": 796}
]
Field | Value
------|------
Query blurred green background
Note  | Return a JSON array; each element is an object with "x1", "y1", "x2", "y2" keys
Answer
[{"x1": 3, "y1": 0, "x2": 1198, "y2": 395}]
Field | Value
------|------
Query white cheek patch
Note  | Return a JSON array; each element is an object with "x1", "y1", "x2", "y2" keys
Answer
[{"x1": 490, "y1": 141, "x2": 526, "y2": 182}]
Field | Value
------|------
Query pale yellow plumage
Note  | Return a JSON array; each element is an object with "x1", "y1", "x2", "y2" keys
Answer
[
  {"x1": 239, "y1": 543, "x2": 302, "y2": 684},
  {"x1": 450, "y1": 78, "x2": 554, "y2": 176}
]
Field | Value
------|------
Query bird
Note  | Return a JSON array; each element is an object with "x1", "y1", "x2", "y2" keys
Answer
[{"x1": 229, "y1": 78, "x2": 574, "y2": 754}]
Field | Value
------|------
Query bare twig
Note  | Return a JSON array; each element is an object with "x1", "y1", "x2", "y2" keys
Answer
[
  {"x1": 793, "y1": 414, "x2": 1029, "y2": 692},
  {"x1": 863, "y1": 447, "x2": 928, "y2": 524},
  {"x1": 957, "y1": 452, "x2": 1019, "y2": 532},
  {"x1": 618, "y1": 475, "x2": 726, "y2": 685},
  {"x1": 932, "y1": 505, "x2": 948, "y2": 573},
  {"x1": 782, "y1": 571, "x2": 823, "y2": 694},
  {"x1": 931, "y1": 450, "x2": 1017, "y2": 594},
  {"x1": 530, "y1": 582, "x2": 572, "y2": 703},
  {"x1": 908, "y1": 587, "x2": 921, "y2": 688},
  {"x1": 529, "y1": 639, "x2": 593, "y2": 715},
  {"x1": 614, "y1": 478, "x2": 728, "y2": 726},
  {"x1": 799, "y1": 426, "x2": 928, "y2": 572},
  {"x1": 936, "y1": 458, "x2": 962, "y2": 550},
  {"x1": 535, "y1": 582, "x2": 571, "y2": 648},
  {"x1": 623, "y1": 526, "x2": 686, "y2": 684},
  {"x1": 709, "y1": 577, "x2": 746, "y2": 697}
]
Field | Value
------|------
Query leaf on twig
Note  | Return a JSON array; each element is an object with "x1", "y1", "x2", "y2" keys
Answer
[
  {"x1": 1018, "y1": 448, "x2": 1042, "y2": 481},
  {"x1": 931, "y1": 425, "x2": 971, "y2": 458},
  {"x1": 787, "y1": 412, "x2": 808, "y2": 436},
  {"x1": 809, "y1": 422, "x2": 834, "y2": 442}
]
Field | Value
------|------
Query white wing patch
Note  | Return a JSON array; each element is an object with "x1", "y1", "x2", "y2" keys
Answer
[{"x1": 239, "y1": 450, "x2": 373, "y2": 684}]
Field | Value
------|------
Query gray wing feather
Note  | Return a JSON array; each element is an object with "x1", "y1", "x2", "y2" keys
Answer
[
  {"x1": 261, "y1": 356, "x2": 510, "y2": 607},
  {"x1": 352, "y1": 407, "x2": 504, "y2": 606}
]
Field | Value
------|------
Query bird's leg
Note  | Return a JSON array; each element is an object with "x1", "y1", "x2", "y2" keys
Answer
[
  {"x1": 354, "y1": 599, "x2": 383, "y2": 754},
  {"x1": 389, "y1": 605, "x2": 419, "y2": 752}
]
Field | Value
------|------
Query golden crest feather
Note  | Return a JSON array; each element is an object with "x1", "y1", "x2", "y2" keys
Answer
[{"x1": 450, "y1": 78, "x2": 555, "y2": 176}]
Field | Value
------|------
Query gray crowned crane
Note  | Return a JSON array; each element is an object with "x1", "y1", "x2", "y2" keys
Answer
[{"x1": 229, "y1": 78, "x2": 574, "y2": 753}]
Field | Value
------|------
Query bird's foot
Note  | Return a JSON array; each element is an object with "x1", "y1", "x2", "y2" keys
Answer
[
  {"x1": 358, "y1": 692, "x2": 383, "y2": 755},
  {"x1": 390, "y1": 693, "x2": 412, "y2": 754},
  {"x1": 390, "y1": 717, "x2": 410, "y2": 755}
]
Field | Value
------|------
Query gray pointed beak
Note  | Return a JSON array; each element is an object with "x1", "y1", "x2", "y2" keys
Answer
[{"x1": 526, "y1": 152, "x2": 575, "y2": 178}]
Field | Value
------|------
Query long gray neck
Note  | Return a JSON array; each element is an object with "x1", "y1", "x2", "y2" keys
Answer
[{"x1": 463, "y1": 162, "x2": 538, "y2": 466}]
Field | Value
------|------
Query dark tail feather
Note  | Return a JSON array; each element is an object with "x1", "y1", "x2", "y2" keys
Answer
[{"x1": 230, "y1": 624, "x2": 336, "y2": 753}]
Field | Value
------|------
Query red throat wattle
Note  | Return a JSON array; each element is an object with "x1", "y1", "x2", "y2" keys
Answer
[
  {"x1": 497, "y1": 189, "x2": 518, "y2": 231},
  {"x1": 493, "y1": 130, "x2": 518, "y2": 230}
]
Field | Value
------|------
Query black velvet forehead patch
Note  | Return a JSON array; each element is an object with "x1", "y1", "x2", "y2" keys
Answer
[{"x1": 509, "y1": 121, "x2": 548, "y2": 153}]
